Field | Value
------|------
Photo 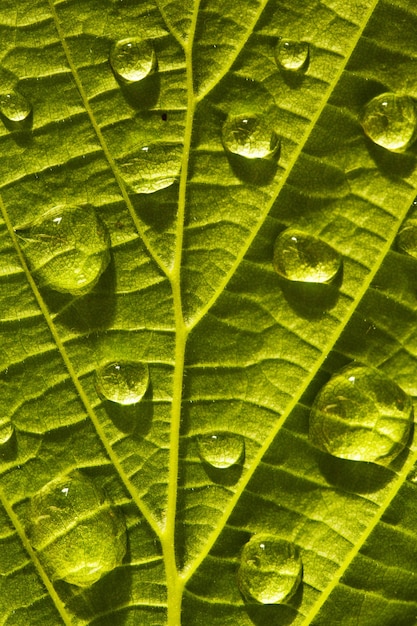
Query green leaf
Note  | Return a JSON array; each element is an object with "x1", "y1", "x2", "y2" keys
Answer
[{"x1": 1, "y1": 0, "x2": 417, "y2": 624}]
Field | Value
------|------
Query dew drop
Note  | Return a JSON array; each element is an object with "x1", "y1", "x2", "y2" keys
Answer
[
  {"x1": 273, "y1": 228, "x2": 341, "y2": 284},
  {"x1": 397, "y1": 219, "x2": 417, "y2": 259},
  {"x1": 222, "y1": 113, "x2": 280, "y2": 159},
  {"x1": 0, "y1": 417, "x2": 13, "y2": 445},
  {"x1": 28, "y1": 472, "x2": 126, "y2": 587},
  {"x1": 119, "y1": 143, "x2": 182, "y2": 193},
  {"x1": 0, "y1": 90, "x2": 31, "y2": 123},
  {"x1": 275, "y1": 39, "x2": 309, "y2": 72},
  {"x1": 238, "y1": 534, "x2": 302, "y2": 604},
  {"x1": 15, "y1": 205, "x2": 110, "y2": 295},
  {"x1": 110, "y1": 37, "x2": 156, "y2": 83},
  {"x1": 95, "y1": 361, "x2": 149, "y2": 405},
  {"x1": 309, "y1": 364, "x2": 413, "y2": 464},
  {"x1": 361, "y1": 92, "x2": 417, "y2": 152},
  {"x1": 197, "y1": 432, "x2": 245, "y2": 469}
]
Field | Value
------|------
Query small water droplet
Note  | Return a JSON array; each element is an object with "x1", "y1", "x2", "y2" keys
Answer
[
  {"x1": 119, "y1": 143, "x2": 182, "y2": 193},
  {"x1": 275, "y1": 39, "x2": 309, "y2": 72},
  {"x1": 110, "y1": 37, "x2": 156, "y2": 83},
  {"x1": 95, "y1": 361, "x2": 149, "y2": 405},
  {"x1": 197, "y1": 432, "x2": 245, "y2": 469},
  {"x1": 0, "y1": 90, "x2": 31, "y2": 122},
  {"x1": 397, "y1": 219, "x2": 417, "y2": 259},
  {"x1": 273, "y1": 228, "x2": 341, "y2": 284},
  {"x1": 222, "y1": 114, "x2": 280, "y2": 159},
  {"x1": 238, "y1": 534, "x2": 303, "y2": 604},
  {"x1": 15, "y1": 205, "x2": 110, "y2": 295},
  {"x1": 310, "y1": 363, "x2": 413, "y2": 464},
  {"x1": 28, "y1": 472, "x2": 126, "y2": 587},
  {"x1": 361, "y1": 92, "x2": 417, "y2": 152},
  {"x1": 0, "y1": 417, "x2": 13, "y2": 445}
]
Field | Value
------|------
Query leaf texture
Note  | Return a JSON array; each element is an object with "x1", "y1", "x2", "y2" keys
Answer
[{"x1": 1, "y1": 0, "x2": 417, "y2": 625}]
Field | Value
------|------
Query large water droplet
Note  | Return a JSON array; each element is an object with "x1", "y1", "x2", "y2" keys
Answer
[
  {"x1": 361, "y1": 92, "x2": 417, "y2": 152},
  {"x1": 197, "y1": 432, "x2": 245, "y2": 469},
  {"x1": 310, "y1": 364, "x2": 413, "y2": 464},
  {"x1": 273, "y1": 228, "x2": 341, "y2": 284},
  {"x1": 119, "y1": 143, "x2": 182, "y2": 193},
  {"x1": 15, "y1": 205, "x2": 110, "y2": 295},
  {"x1": 0, "y1": 417, "x2": 13, "y2": 445},
  {"x1": 28, "y1": 472, "x2": 126, "y2": 587},
  {"x1": 0, "y1": 90, "x2": 31, "y2": 122},
  {"x1": 95, "y1": 361, "x2": 149, "y2": 405},
  {"x1": 238, "y1": 534, "x2": 303, "y2": 604},
  {"x1": 397, "y1": 219, "x2": 417, "y2": 259},
  {"x1": 275, "y1": 39, "x2": 309, "y2": 72},
  {"x1": 222, "y1": 114, "x2": 280, "y2": 159},
  {"x1": 110, "y1": 37, "x2": 156, "y2": 83}
]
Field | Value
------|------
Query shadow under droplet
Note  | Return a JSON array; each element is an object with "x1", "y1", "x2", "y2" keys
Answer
[
  {"x1": 201, "y1": 459, "x2": 244, "y2": 487},
  {"x1": 1, "y1": 109, "x2": 33, "y2": 146},
  {"x1": 130, "y1": 183, "x2": 179, "y2": 232},
  {"x1": 227, "y1": 152, "x2": 279, "y2": 186},
  {"x1": 277, "y1": 267, "x2": 342, "y2": 319},
  {"x1": 119, "y1": 72, "x2": 160, "y2": 110},
  {"x1": 244, "y1": 577, "x2": 303, "y2": 626},
  {"x1": 102, "y1": 382, "x2": 154, "y2": 437},
  {"x1": 279, "y1": 68, "x2": 308, "y2": 89},
  {"x1": 364, "y1": 139, "x2": 417, "y2": 180}
]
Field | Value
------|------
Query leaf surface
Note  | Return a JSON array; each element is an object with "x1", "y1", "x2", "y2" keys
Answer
[{"x1": 1, "y1": 0, "x2": 417, "y2": 625}]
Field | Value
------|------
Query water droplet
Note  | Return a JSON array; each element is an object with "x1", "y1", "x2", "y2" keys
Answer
[
  {"x1": 273, "y1": 228, "x2": 341, "y2": 284},
  {"x1": 397, "y1": 219, "x2": 417, "y2": 259},
  {"x1": 0, "y1": 90, "x2": 31, "y2": 122},
  {"x1": 361, "y1": 92, "x2": 417, "y2": 152},
  {"x1": 95, "y1": 361, "x2": 149, "y2": 405},
  {"x1": 310, "y1": 364, "x2": 413, "y2": 464},
  {"x1": 238, "y1": 534, "x2": 302, "y2": 604},
  {"x1": 197, "y1": 432, "x2": 245, "y2": 469},
  {"x1": 28, "y1": 472, "x2": 126, "y2": 587},
  {"x1": 119, "y1": 143, "x2": 182, "y2": 193},
  {"x1": 275, "y1": 40, "x2": 309, "y2": 72},
  {"x1": 0, "y1": 417, "x2": 13, "y2": 445},
  {"x1": 110, "y1": 37, "x2": 156, "y2": 83},
  {"x1": 222, "y1": 114, "x2": 280, "y2": 159},
  {"x1": 15, "y1": 205, "x2": 110, "y2": 295}
]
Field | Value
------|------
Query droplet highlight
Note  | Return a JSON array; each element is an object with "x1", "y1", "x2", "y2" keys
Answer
[
  {"x1": 222, "y1": 114, "x2": 280, "y2": 159},
  {"x1": 397, "y1": 219, "x2": 417, "y2": 259},
  {"x1": 16, "y1": 205, "x2": 110, "y2": 295},
  {"x1": 238, "y1": 534, "x2": 303, "y2": 604},
  {"x1": 96, "y1": 361, "x2": 149, "y2": 405},
  {"x1": 197, "y1": 432, "x2": 245, "y2": 469},
  {"x1": 275, "y1": 40, "x2": 309, "y2": 72},
  {"x1": 110, "y1": 37, "x2": 156, "y2": 83},
  {"x1": 28, "y1": 472, "x2": 126, "y2": 587},
  {"x1": 0, "y1": 90, "x2": 31, "y2": 123},
  {"x1": 119, "y1": 143, "x2": 182, "y2": 193},
  {"x1": 273, "y1": 228, "x2": 341, "y2": 284},
  {"x1": 310, "y1": 364, "x2": 413, "y2": 464},
  {"x1": 361, "y1": 92, "x2": 417, "y2": 152}
]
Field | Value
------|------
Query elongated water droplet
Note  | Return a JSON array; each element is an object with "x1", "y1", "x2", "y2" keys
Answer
[
  {"x1": 238, "y1": 534, "x2": 302, "y2": 604},
  {"x1": 96, "y1": 361, "x2": 149, "y2": 405},
  {"x1": 28, "y1": 472, "x2": 126, "y2": 587},
  {"x1": 310, "y1": 364, "x2": 413, "y2": 464},
  {"x1": 197, "y1": 432, "x2": 245, "y2": 469},
  {"x1": 0, "y1": 417, "x2": 13, "y2": 445},
  {"x1": 275, "y1": 39, "x2": 309, "y2": 72},
  {"x1": 397, "y1": 219, "x2": 417, "y2": 259},
  {"x1": 273, "y1": 228, "x2": 341, "y2": 284},
  {"x1": 0, "y1": 90, "x2": 31, "y2": 122},
  {"x1": 110, "y1": 37, "x2": 156, "y2": 83},
  {"x1": 119, "y1": 143, "x2": 182, "y2": 193},
  {"x1": 222, "y1": 114, "x2": 280, "y2": 159},
  {"x1": 15, "y1": 205, "x2": 110, "y2": 295},
  {"x1": 361, "y1": 92, "x2": 417, "y2": 152}
]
